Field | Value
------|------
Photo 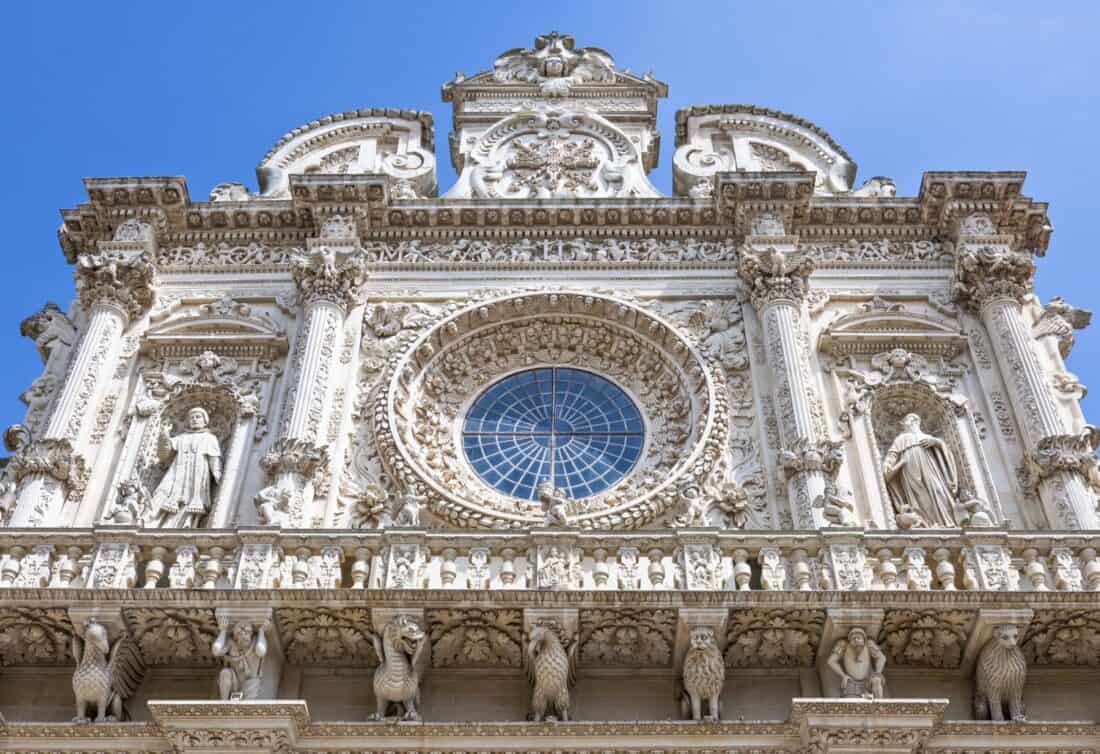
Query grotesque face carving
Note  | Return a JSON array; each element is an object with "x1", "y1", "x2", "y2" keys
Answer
[
  {"x1": 848, "y1": 627, "x2": 867, "y2": 649},
  {"x1": 689, "y1": 625, "x2": 718, "y2": 651},
  {"x1": 993, "y1": 624, "x2": 1019, "y2": 648}
]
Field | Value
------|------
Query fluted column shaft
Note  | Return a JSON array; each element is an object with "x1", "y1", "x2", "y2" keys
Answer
[
  {"x1": 257, "y1": 246, "x2": 366, "y2": 527},
  {"x1": 9, "y1": 248, "x2": 155, "y2": 527},
  {"x1": 956, "y1": 245, "x2": 1098, "y2": 529},
  {"x1": 740, "y1": 249, "x2": 837, "y2": 529},
  {"x1": 982, "y1": 296, "x2": 1096, "y2": 528}
]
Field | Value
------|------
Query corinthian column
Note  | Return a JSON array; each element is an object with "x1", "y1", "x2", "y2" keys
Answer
[
  {"x1": 8, "y1": 232, "x2": 156, "y2": 527},
  {"x1": 739, "y1": 248, "x2": 840, "y2": 528},
  {"x1": 256, "y1": 239, "x2": 367, "y2": 528},
  {"x1": 954, "y1": 245, "x2": 1099, "y2": 529}
]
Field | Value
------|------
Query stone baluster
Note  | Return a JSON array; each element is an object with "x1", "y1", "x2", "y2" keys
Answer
[
  {"x1": 1080, "y1": 548, "x2": 1100, "y2": 591},
  {"x1": 592, "y1": 548, "x2": 610, "y2": 588},
  {"x1": 349, "y1": 547, "x2": 372, "y2": 589},
  {"x1": 51, "y1": 545, "x2": 84, "y2": 587},
  {"x1": 499, "y1": 547, "x2": 518, "y2": 587},
  {"x1": 200, "y1": 546, "x2": 225, "y2": 589},
  {"x1": 647, "y1": 547, "x2": 667, "y2": 588},
  {"x1": 731, "y1": 548, "x2": 752, "y2": 591},
  {"x1": 1021, "y1": 548, "x2": 1051, "y2": 591},
  {"x1": 440, "y1": 548, "x2": 458, "y2": 587},
  {"x1": 8, "y1": 230, "x2": 156, "y2": 527},
  {"x1": 739, "y1": 247, "x2": 838, "y2": 527},
  {"x1": 258, "y1": 233, "x2": 367, "y2": 528},
  {"x1": 874, "y1": 548, "x2": 898, "y2": 590},
  {"x1": 0, "y1": 546, "x2": 23, "y2": 586},
  {"x1": 954, "y1": 244, "x2": 1099, "y2": 528},
  {"x1": 144, "y1": 546, "x2": 168, "y2": 589},
  {"x1": 790, "y1": 548, "x2": 813, "y2": 591},
  {"x1": 932, "y1": 548, "x2": 956, "y2": 590}
]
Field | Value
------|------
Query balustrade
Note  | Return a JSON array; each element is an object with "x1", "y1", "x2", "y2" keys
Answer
[{"x1": 0, "y1": 528, "x2": 1095, "y2": 593}]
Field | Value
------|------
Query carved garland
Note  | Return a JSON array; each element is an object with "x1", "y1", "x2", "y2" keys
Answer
[{"x1": 373, "y1": 292, "x2": 725, "y2": 530}]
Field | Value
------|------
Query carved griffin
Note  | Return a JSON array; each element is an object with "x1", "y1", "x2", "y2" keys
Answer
[
  {"x1": 368, "y1": 614, "x2": 431, "y2": 721},
  {"x1": 680, "y1": 625, "x2": 725, "y2": 721},
  {"x1": 526, "y1": 623, "x2": 578, "y2": 722},
  {"x1": 71, "y1": 619, "x2": 145, "y2": 723},
  {"x1": 973, "y1": 624, "x2": 1027, "y2": 722}
]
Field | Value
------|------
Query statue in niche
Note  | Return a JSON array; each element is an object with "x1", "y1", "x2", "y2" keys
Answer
[
  {"x1": 146, "y1": 407, "x2": 222, "y2": 529},
  {"x1": 827, "y1": 627, "x2": 886, "y2": 700},
  {"x1": 883, "y1": 413, "x2": 959, "y2": 528}
]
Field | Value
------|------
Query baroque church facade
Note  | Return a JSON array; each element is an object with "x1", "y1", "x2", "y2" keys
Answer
[{"x1": 0, "y1": 32, "x2": 1098, "y2": 753}]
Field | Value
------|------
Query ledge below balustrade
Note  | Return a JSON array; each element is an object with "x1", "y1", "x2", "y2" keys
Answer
[
  {"x1": 1, "y1": 526, "x2": 1098, "y2": 593},
  {"x1": 3, "y1": 699, "x2": 1099, "y2": 753}
]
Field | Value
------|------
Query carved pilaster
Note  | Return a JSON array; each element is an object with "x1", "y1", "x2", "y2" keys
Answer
[
  {"x1": 5, "y1": 439, "x2": 86, "y2": 527},
  {"x1": 740, "y1": 248, "x2": 833, "y2": 527},
  {"x1": 954, "y1": 245, "x2": 1098, "y2": 528}
]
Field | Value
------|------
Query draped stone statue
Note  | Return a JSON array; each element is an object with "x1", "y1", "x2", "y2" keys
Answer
[
  {"x1": 146, "y1": 407, "x2": 222, "y2": 529},
  {"x1": 883, "y1": 413, "x2": 959, "y2": 528}
]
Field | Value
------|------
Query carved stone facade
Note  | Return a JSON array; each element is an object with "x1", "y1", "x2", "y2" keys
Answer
[{"x1": 1, "y1": 31, "x2": 1097, "y2": 754}]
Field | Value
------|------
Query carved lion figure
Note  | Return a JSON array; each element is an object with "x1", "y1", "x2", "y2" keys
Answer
[
  {"x1": 368, "y1": 615, "x2": 431, "y2": 722},
  {"x1": 973, "y1": 623, "x2": 1027, "y2": 722},
  {"x1": 527, "y1": 623, "x2": 577, "y2": 722},
  {"x1": 680, "y1": 625, "x2": 725, "y2": 721},
  {"x1": 71, "y1": 619, "x2": 145, "y2": 723}
]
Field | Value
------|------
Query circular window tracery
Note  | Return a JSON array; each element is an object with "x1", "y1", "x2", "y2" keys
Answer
[{"x1": 462, "y1": 367, "x2": 644, "y2": 500}]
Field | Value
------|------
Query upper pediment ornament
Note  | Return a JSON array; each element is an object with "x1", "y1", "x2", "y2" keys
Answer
[
  {"x1": 140, "y1": 296, "x2": 289, "y2": 360},
  {"x1": 254, "y1": 109, "x2": 437, "y2": 199},
  {"x1": 491, "y1": 32, "x2": 617, "y2": 96}
]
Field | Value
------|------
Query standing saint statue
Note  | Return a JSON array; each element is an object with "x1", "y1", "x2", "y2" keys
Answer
[
  {"x1": 146, "y1": 407, "x2": 222, "y2": 529},
  {"x1": 882, "y1": 413, "x2": 959, "y2": 528}
]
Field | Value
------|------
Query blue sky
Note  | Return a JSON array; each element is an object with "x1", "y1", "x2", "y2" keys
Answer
[{"x1": 2, "y1": 1, "x2": 1099, "y2": 431}]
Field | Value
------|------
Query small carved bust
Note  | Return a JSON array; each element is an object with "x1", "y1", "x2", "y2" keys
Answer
[{"x1": 827, "y1": 627, "x2": 886, "y2": 699}]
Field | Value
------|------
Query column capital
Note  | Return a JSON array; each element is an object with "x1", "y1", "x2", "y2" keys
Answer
[
  {"x1": 738, "y1": 247, "x2": 814, "y2": 310},
  {"x1": 260, "y1": 438, "x2": 328, "y2": 479},
  {"x1": 1028, "y1": 425, "x2": 1100, "y2": 483},
  {"x1": 8, "y1": 437, "x2": 85, "y2": 488},
  {"x1": 952, "y1": 245, "x2": 1035, "y2": 313},
  {"x1": 290, "y1": 248, "x2": 368, "y2": 312},
  {"x1": 75, "y1": 249, "x2": 157, "y2": 322},
  {"x1": 779, "y1": 437, "x2": 844, "y2": 478}
]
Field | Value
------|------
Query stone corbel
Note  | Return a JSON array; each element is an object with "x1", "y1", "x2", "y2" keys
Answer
[
  {"x1": 672, "y1": 608, "x2": 728, "y2": 681},
  {"x1": 213, "y1": 607, "x2": 284, "y2": 701},
  {"x1": 816, "y1": 608, "x2": 884, "y2": 699},
  {"x1": 790, "y1": 698, "x2": 947, "y2": 754},
  {"x1": 959, "y1": 608, "x2": 1034, "y2": 676},
  {"x1": 148, "y1": 699, "x2": 309, "y2": 754}
]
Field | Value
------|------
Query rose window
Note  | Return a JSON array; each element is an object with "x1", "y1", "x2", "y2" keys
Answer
[{"x1": 461, "y1": 367, "x2": 644, "y2": 500}]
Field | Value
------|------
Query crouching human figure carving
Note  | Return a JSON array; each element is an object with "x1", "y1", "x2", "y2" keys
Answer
[
  {"x1": 974, "y1": 624, "x2": 1027, "y2": 722},
  {"x1": 680, "y1": 625, "x2": 725, "y2": 721},
  {"x1": 527, "y1": 622, "x2": 577, "y2": 722},
  {"x1": 213, "y1": 618, "x2": 268, "y2": 700},
  {"x1": 368, "y1": 614, "x2": 431, "y2": 721},
  {"x1": 71, "y1": 619, "x2": 145, "y2": 723},
  {"x1": 827, "y1": 626, "x2": 886, "y2": 699}
]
